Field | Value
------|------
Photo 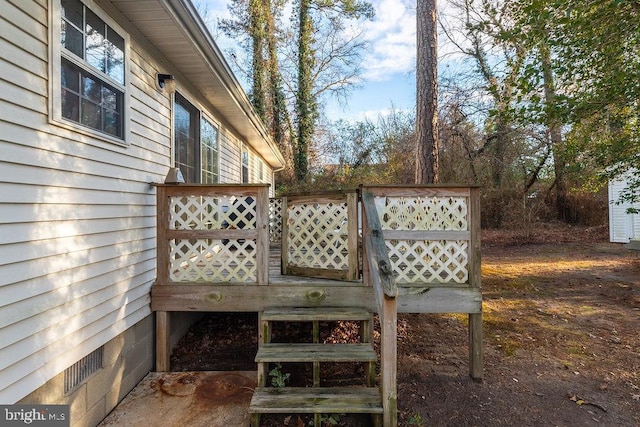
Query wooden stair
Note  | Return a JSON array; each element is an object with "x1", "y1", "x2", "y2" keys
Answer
[{"x1": 249, "y1": 307, "x2": 383, "y2": 426}]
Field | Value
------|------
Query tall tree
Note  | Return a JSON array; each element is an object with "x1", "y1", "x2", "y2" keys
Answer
[
  {"x1": 294, "y1": 0, "x2": 315, "y2": 183},
  {"x1": 222, "y1": 0, "x2": 374, "y2": 185},
  {"x1": 415, "y1": 0, "x2": 439, "y2": 184}
]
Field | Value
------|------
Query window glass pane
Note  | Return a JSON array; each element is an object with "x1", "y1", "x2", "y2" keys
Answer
[
  {"x1": 62, "y1": 91, "x2": 80, "y2": 122},
  {"x1": 81, "y1": 98, "x2": 101, "y2": 129},
  {"x1": 201, "y1": 119, "x2": 218, "y2": 184},
  {"x1": 61, "y1": 21, "x2": 83, "y2": 57},
  {"x1": 61, "y1": 0, "x2": 83, "y2": 28},
  {"x1": 106, "y1": 44, "x2": 124, "y2": 84},
  {"x1": 106, "y1": 25, "x2": 124, "y2": 84},
  {"x1": 174, "y1": 97, "x2": 198, "y2": 183},
  {"x1": 85, "y1": 9, "x2": 106, "y2": 73},
  {"x1": 103, "y1": 110, "x2": 121, "y2": 137},
  {"x1": 61, "y1": 59, "x2": 80, "y2": 92},
  {"x1": 82, "y1": 75, "x2": 101, "y2": 103},
  {"x1": 102, "y1": 86, "x2": 117, "y2": 110},
  {"x1": 242, "y1": 150, "x2": 249, "y2": 183}
]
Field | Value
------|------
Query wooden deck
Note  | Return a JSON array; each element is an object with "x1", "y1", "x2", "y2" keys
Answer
[{"x1": 152, "y1": 184, "x2": 484, "y2": 426}]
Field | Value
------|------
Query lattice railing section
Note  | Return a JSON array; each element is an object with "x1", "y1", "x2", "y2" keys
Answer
[
  {"x1": 156, "y1": 184, "x2": 270, "y2": 286},
  {"x1": 377, "y1": 196, "x2": 468, "y2": 231},
  {"x1": 282, "y1": 191, "x2": 359, "y2": 280},
  {"x1": 169, "y1": 195, "x2": 257, "y2": 282},
  {"x1": 369, "y1": 190, "x2": 475, "y2": 285},
  {"x1": 287, "y1": 202, "x2": 349, "y2": 269},
  {"x1": 269, "y1": 198, "x2": 283, "y2": 244}
]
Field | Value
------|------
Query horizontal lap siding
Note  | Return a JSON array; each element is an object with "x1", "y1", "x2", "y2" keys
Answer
[
  {"x1": 0, "y1": 0, "x2": 170, "y2": 403},
  {"x1": 219, "y1": 130, "x2": 241, "y2": 183}
]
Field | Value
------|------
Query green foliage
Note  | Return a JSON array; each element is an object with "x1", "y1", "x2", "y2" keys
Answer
[
  {"x1": 268, "y1": 363, "x2": 290, "y2": 388},
  {"x1": 407, "y1": 413, "x2": 424, "y2": 426}
]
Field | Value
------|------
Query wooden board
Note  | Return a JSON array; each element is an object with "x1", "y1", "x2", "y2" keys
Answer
[
  {"x1": 249, "y1": 387, "x2": 383, "y2": 414},
  {"x1": 255, "y1": 343, "x2": 377, "y2": 363}
]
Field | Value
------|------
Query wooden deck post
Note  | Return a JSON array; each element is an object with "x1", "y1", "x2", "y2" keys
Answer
[
  {"x1": 381, "y1": 297, "x2": 398, "y2": 427},
  {"x1": 156, "y1": 311, "x2": 170, "y2": 371},
  {"x1": 281, "y1": 197, "x2": 289, "y2": 275},
  {"x1": 256, "y1": 186, "x2": 270, "y2": 286},
  {"x1": 469, "y1": 187, "x2": 483, "y2": 380},
  {"x1": 347, "y1": 190, "x2": 360, "y2": 280}
]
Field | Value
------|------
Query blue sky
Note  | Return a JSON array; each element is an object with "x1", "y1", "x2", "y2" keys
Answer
[{"x1": 197, "y1": 0, "x2": 441, "y2": 122}]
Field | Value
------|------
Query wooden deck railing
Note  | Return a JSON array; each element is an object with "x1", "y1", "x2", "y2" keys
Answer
[
  {"x1": 152, "y1": 183, "x2": 482, "y2": 424},
  {"x1": 281, "y1": 190, "x2": 359, "y2": 281},
  {"x1": 361, "y1": 190, "x2": 398, "y2": 427},
  {"x1": 155, "y1": 184, "x2": 271, "y2": 286},
  {"x1": 361, "y1": 184, "x2": 483, "y2": 380}
]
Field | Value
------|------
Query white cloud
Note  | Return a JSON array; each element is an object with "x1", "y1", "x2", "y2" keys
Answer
[{"x1": 361, "y1": 0, "x2": 416, "y2": 81}]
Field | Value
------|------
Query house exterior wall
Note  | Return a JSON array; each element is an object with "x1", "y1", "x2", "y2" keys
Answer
[
  {"x1": 608, "y1": 176, "x2": 640, "y2": 243},
  {"x1": 0, "y1": 0, "x2": 278, "y2": 423}
]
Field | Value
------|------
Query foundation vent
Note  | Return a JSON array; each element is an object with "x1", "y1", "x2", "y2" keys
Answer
[{"x1": 64, "y1": 346, "x2": 104, "y2": 394}]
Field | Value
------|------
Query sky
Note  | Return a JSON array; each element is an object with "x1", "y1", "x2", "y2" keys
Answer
[{"x1": 196, "y1": 0, "x2": 454, "y2": 122}]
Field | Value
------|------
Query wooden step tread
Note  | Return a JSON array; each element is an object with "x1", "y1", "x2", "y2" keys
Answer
[
  {"x1": 256, "y1": 343, "x2": 377, "y2": 363},
  {"x1": 249, "y1": 387, "x2": 383, "y2": 414},
  {"x1": 262, "y1": 307, "x2": 371, "y2": 321}
]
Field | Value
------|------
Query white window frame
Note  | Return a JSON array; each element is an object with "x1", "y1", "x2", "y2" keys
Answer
[
  {"x1": 172, "y1": 92, "x2": 221, "y2": 183},
  {"x1": 49, "y1": 0, "x2": 131, "y2": 146},
  {"x1": 200, "y1": 115, "x2": 220, "y2": 184}
]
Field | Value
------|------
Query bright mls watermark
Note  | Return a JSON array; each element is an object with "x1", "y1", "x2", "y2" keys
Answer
[{"x1": 1, "y1": 405, "x2": 69, "y2": 426}]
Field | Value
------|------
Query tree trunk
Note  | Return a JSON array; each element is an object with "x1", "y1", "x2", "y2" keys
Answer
[
  {"x1": 540, "y1": 43, "x2": 568, "y2": 222},
  {"x1": 295, "y1": 0, "x2": 315, "y2": 183},
  {"x1": 264, "y1": 0, "x2": 290, "y2": 163},
  {"x1": 415, "y1": 0, "x2": 439, "y2": 184},
  {"x1": 249, "y1": 0, "x2": 266, "y2": 120}
]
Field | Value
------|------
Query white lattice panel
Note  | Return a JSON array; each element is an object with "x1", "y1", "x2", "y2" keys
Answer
[
  {"x1": 376, "y1": 196, "x2": 468, "y2": 231},
  {"x1": 269, "y1": 198, "x2": 283, "y2": 243},
  {"x1": 386, "y1": 240, "x2": 469, "y2": 284},
  {"x1": 287, "y1": 202, "x2": 350, "y2": 270},
  {"x1": 169, "y1": 239, "x2": 257, "y2": 282},
  {"x1": 170, "y1": 195, "x2": 256, "y2": 230}
]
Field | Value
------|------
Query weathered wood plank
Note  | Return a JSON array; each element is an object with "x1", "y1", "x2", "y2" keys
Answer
[
  {"x1": 255, "y1": 343, "x2": 377, "y2": 363},
  {"x1": 469, "y1": 312, "x2": 483, "y2": 381},
  {"x1": 347, "y1": 191, "x2": 360, "y2": 281},
  {"x1": 155, "y1": 311, "x2": 169, "y2": 372},
  {"x1": 165, "y1": 229, "x2": 258, "y2": 240},
  {"x1": 151, "y1": 284, "x2": 376, "y2": 312},
  {"x1": 249, "y1": 387, "x2": 383, "y2": 414},
  {"x1": 360, "y1": 185, "x2": 474, "y2": 198},
  {"x1": 285, "y1": 265, "x2": 351, "y2": 281},
  {"x1": 151, "y1": 283, "x2": 482, "y2": 314},
  {"x1": 397, "y1": 286, "x2": 482, "y2": 314},
  {"x1": 256, "y1": 186, "x2": 270, "y2": 286},
  {"x1": 382, "y1": 230, "x2": 470, "y2": 241},
  {"x1": 262, "y1": 307, "x2": 371, "y2": 322},
  {"x1": 159, "y1": 183, "x2": 270, "y2": 197}
]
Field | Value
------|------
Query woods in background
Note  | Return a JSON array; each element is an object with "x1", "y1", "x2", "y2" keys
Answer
[{"x1": 210, "y1": 0, "x2": 638, "y2": 229}]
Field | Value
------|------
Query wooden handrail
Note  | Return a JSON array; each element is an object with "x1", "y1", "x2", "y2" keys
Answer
[
  {"x1": 361, "y1": 191, "x2": 396, "y2": 300},
  {"x1": 361, "y1": 190, "x2": 398, "y2": 427}
]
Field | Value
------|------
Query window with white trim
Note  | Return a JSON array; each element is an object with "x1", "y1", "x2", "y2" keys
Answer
[
  {"x1": 54, "y1": 0, "x2": 128, "y2": 141},
  {"x1": 201, "y1": 118, "x2": 219, "y2": 184},
  {"x1": 174, "y1": 94, "x2": 219, "y2": 183}
]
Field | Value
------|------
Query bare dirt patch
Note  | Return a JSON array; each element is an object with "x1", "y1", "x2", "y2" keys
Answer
[{"x1": 172, "y1": 224, "x2": 640, "y2": 426}]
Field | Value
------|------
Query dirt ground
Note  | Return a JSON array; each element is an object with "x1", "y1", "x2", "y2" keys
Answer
[{"x1": 171, "y1": 224, "x2": 640, "y2": 426}]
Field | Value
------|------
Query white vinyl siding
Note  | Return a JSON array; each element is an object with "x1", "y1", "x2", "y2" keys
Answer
[
  {"x1": 609, "y1": 176, "x2": 640, "y2": 243},
  {"x1": 0, "y1": 0, "x2": 169, "y2": 403},
  {"x1": 1, "y1": 0, "x2": 277, "y2": 404},
  {"x1": 218, "y1": 130, "x2": 242, "y2": 183}
]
